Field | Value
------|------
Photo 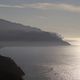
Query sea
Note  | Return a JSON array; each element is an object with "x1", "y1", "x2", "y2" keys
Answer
[{"x1": 0, "y1": 44, "x2": 80, "y2": 80}]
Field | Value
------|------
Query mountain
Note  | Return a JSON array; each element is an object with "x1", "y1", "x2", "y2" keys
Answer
[
  {"x1": 0, "y1": 19, "x2": 70, "y2": 45},
  {"x1": 0, "y1": 19, "x2": 41, "y2": 32}
]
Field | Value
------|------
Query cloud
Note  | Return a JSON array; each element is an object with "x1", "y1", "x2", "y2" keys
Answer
[
  {"x1": 25, "y1": 3, "x2": 80, "y2": 12},
  {"x1": 0, "y1": 3, "x2": 80, "y2": 13},
  {"x1": 0, "y1": 4, "x2": 23, "y2": 8}
]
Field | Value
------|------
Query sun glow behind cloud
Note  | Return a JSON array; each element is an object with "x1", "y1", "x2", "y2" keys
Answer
[
  {"x1": 0, "y1": 3, "x2": 80, "y2": 13},
  {"x1": 65, "y1": 38, "x2": 80, "y2": 45}
]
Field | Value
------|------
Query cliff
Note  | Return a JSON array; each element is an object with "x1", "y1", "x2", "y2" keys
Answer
[{"x1": 0, "y1": 55, "x2": 25, "y2": 80}]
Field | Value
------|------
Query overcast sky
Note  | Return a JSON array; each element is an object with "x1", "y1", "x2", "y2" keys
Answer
[{"x1": 0, "y1": 0, "x2": 80, "y2": 38}]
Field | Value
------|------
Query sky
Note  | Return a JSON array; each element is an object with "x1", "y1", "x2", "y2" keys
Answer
[{"x1": 0, "y1": 0, "x2": 80, "y2": 38}]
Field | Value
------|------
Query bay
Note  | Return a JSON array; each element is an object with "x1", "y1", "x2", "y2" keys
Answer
[{"x1": 0, "y1": 45, "x2": 80, "y2": 80}]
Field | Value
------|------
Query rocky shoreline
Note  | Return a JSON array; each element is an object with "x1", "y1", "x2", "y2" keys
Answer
[{"x1": 0, "y1": 55, "x2": 25, "y2": 80}]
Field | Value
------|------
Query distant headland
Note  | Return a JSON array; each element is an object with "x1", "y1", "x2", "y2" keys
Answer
[{"x1": 0, "y1": 19, "x2": 70, "y2": 46}]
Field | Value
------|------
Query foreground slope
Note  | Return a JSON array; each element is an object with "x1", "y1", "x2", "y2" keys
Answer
[{"x1": 0, "y1": 55, "x2": 25, "y2": 80}]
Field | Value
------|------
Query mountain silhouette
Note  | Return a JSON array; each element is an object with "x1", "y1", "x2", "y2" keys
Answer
[
  {"x1": 0, "y1": 55, "x2": 25, "y2": 80},
  {"x1": 0, "y1": 19, "x2": 70, "y2": 45}
]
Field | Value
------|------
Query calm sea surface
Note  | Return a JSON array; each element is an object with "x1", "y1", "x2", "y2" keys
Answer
[{"x1": 0, "y1": 45, "x2": 80, "y2": 80}]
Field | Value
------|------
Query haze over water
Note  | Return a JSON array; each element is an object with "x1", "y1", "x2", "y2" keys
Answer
[
  {"x1": 0, "y1": 0, "x2": 80, "y2": 79},
  {"x1": 0, "y1": 43, "x2": 80, "y2": 80}
]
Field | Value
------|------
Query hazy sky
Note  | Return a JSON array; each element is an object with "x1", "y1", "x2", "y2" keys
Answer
[{"x1": 0, "y1": 0, "x2": 80, "y2": 38}]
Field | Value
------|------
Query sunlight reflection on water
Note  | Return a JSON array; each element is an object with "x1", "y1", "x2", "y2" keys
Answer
[{"x1": 0, "y1": 45, "x2": 80, "y2": 80}]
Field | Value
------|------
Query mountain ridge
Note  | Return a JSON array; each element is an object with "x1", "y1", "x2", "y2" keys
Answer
[
  {"x1": 0, "y1": 19, "x2": 41, "y2": 32},
  {"x1": 0, "y1": 19, "x2": 70, "y2": 45}
]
